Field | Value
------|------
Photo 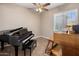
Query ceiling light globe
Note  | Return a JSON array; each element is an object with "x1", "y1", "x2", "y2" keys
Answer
[
  {"x1": 39, "y1": 8, "x2": 42, "y2": 12},
  {"x1": 36, "y1": 8, "x2": 39, "y2": 11}
]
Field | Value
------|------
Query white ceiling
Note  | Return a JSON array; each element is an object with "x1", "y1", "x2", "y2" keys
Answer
[{"x1": 16, "y1": 3, "x2": 64, "y2": 10}]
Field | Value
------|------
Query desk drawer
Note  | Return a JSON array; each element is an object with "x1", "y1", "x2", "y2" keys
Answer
[
  {"x1": 62, "y1": 46, "x2": 76, "y2": 56},
  {"x1": 54, "y1": 33, "x2": 75, "y2": 47}
]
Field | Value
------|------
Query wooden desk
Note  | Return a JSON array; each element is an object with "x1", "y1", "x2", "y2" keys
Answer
[{"x1": 54, "y1": 32, "x2": 79, "y2": 56}]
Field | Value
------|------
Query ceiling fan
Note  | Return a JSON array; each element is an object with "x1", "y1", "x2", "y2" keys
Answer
[{"x1": 32, "y1": 3, "x2": 50, "y2": 12}]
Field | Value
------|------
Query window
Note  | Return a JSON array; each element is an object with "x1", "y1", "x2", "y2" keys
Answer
[{"x1": 53, "y1": 9, "x2": 78, "y2": 32}]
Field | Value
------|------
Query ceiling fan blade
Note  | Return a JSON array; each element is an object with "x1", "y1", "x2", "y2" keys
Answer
[
  {"x1": 32, "y1": 3, "x2": 41, "y2": 8},
  {"x1": 42, "y1": 8, "x2": 48, "y2": 11},
  {"x1": 32, "y1": 3, "x2": 37, "y2": 6},
  {"x1": 43, "y1": 3, "x2": 50, "y2": 7}
]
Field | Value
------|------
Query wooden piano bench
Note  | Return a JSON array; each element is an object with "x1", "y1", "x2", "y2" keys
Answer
[{"x1": 22, "y1": 40, "x2": 37, "y2": 56}]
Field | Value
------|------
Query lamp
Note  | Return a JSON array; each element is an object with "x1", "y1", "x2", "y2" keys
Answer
[{"x1": 66, "y1": 23, "x2": 73, "y2": 34}]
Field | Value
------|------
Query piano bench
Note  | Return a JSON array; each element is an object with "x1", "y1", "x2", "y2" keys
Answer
[{"x1": 23, "y1": 40, "x2": 37, "y2": 56}]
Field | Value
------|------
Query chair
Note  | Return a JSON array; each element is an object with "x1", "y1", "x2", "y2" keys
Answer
[
  {"x1": 45, "y1": 35, "x2": 62, "y2": 56},
  {"x1": 45, "y1": 40, "x2": 54, "y2": 54},
  {"x1": 51, "y1": 44, "x2": 62, "y2": 56}
]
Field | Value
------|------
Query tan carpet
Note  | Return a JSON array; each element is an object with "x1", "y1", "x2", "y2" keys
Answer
[{"x1": 0, "y1": 37, "x2": 49, "y2": 56}]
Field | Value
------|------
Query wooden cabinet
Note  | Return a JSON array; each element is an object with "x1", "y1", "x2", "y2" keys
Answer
[{"x1": 54, "y1": 32, "x2": 79, "y2": 56}]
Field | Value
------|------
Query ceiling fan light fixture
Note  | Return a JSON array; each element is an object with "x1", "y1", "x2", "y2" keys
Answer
[
  {"x1": 36, "y1": 8, "x2": 39, "y2": 12},
  {"x1": 33, "y1": 3, "x2": 50, "y2": 13},
  {"x1": 38, "y1": 8, "x2": 42, "y2": 12},
  {"x1": 35, "y1": 8, "x2": 43, "y2": 12}
]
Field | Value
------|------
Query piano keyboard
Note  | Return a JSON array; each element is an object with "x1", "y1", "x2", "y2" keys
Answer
[{"x1": 22, "y1": 35, "x2": 34, "y2": 43}]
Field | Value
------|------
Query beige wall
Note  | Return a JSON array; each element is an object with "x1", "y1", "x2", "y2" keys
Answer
[
  {"x1": 0, "y1": 4, "x2": 40, "y2": 37},
  {"x1": 40, "y1": 3, "x2": 79, "y2": 39},
  {"x1": 0, "y1": 3, "x2": 79, "y2": 39}
]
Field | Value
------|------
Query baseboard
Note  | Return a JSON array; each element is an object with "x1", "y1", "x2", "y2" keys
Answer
[
  {"x1": 33, "y1": 35, "x2": 49, "y2": 39},
  {"x1": 40, "y1": 36, "x2": 49, "y2": 39},
  {"x1": 32, "y1": 36, "x2": 41, "y2": 39},
  {"x1": 0, "y1": 44, "x2": 11, "y2": 49}
]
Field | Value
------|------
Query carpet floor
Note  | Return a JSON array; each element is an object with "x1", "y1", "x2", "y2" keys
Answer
[{"x1": 0, "y1": 37, "x2": 49, "y2": 56}]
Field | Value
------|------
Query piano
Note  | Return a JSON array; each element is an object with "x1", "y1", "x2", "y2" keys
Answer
[{"x1": 0, "y1": 27, "x2": 34, "y2": 56}]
